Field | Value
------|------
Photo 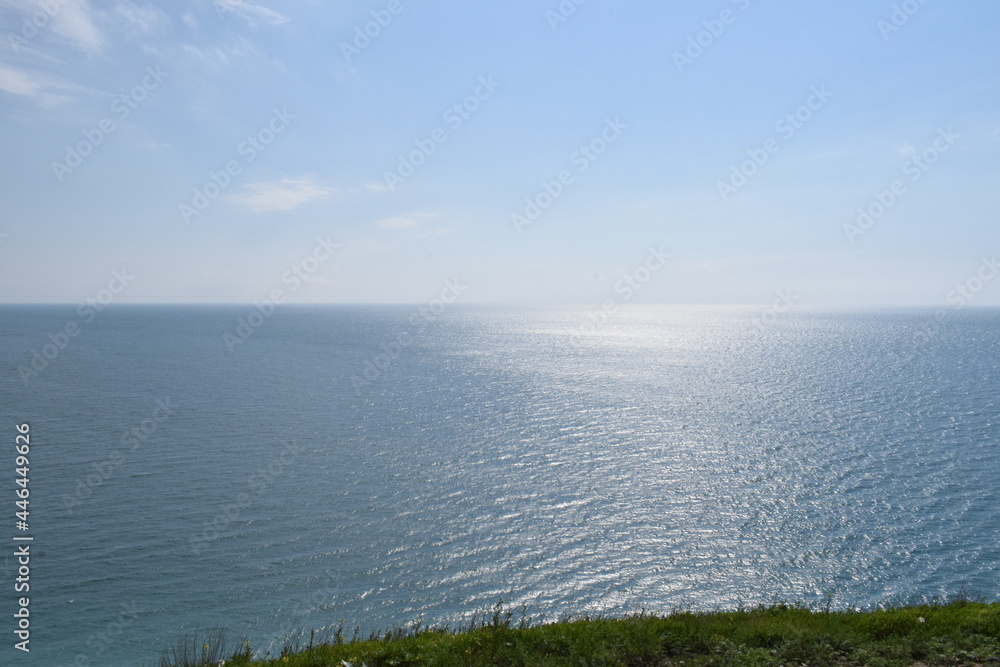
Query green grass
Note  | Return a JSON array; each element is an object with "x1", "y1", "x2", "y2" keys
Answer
[{"x1": 159, "y1": 598, "x2": 1000, "y2": 666}]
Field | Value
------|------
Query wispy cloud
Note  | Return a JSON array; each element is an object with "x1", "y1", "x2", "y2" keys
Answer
[
  {"x1": 214, "y1": 0, "x2": 288, "y2": 26},
  {"x1": 179, "y1": 35, "x2": 278, "y2": 72},
  {"x1": 55, "y1": 0, "x2": 105, "y2": 52},
  {"x1": 0, "y1": 64, "x2": 46, "y2": 97},
  {"x1": 0, "y1": 64, "x2": 85, "y2": 104},
  {"x1": 133, "y1": 134, "x2": 169, "y2": 152},
  {"x1": 230, "y1": 177, "x2": 333, "y2": 213},
  {"x1": 0, "y1": 0, "x2": 106, "y2": 61},
  {"x1": 110, "y1": 1, "x2": 171, "y2": 38}
]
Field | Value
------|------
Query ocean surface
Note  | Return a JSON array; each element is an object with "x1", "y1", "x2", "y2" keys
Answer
[{"x1": 1, "y1": 305, "x2": 998, "y2": 665}]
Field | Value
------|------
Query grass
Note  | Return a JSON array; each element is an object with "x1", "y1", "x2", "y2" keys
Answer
[{"x1": 157, "y1": 598, "x2": 1000, "y2": 666}]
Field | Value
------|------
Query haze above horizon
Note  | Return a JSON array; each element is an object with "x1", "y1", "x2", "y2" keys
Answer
[{"x1": 1, "y1": 0, "x2": 998, "y2": 307}]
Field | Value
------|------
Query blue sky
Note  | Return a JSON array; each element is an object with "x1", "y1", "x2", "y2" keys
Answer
[{"x1": 1, "y1": 0, "x2": 998, "y2": 306}]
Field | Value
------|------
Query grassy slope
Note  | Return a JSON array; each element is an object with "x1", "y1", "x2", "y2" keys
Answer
[{"x1": 165, "y1": 601, "x2": 1000, "y2": 667}]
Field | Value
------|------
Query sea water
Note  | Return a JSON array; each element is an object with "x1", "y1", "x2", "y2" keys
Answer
[{"x1": 1, "y1": 305, "x2": 997, "y2": 665}]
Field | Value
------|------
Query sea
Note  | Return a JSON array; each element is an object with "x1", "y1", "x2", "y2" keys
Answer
[{"x1": 1, "y1": 305, "x2": 998, "y2": 665}]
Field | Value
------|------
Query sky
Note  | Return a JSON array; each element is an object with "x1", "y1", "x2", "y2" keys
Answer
[{"x1": 1, "y1": 0, "x2": 998, "y2": 307}]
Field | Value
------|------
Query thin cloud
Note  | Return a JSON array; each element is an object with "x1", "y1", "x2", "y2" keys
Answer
[
  {"x1": 50, "y1": 1, "x2": 105, "y2": 53},
  {"x1": 230, "y1": 177, "x2": 333, "y2": 213},
  {"x1": 0, "y1": 0, "x2": 104, "y2": 55},
  {"x1": 133, "y1": 134, "x2": 169, "y2": 152},
  {"x1": 0, "y1": 64, "x2": 86, "y2": 104},
  {"x1": 179, "y1": 35, "x2": 280, "y2": 72},
  {"x1": 0, "y1": 65, "x2": 46, "y2": 97},
  {"x1": 110, "y1": 1, "x2": 171, "y2": 37},
  {"x1": 180, "y1": 43, "x2": 235, "y2": 68},
  {"x1": 214, "y1": 0, "x2": 289, "y2": 26}
]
